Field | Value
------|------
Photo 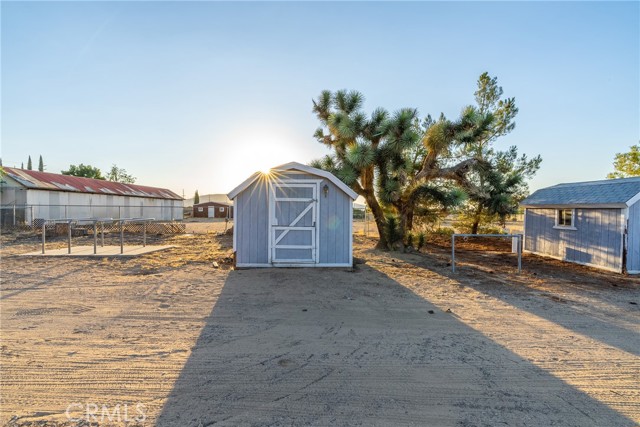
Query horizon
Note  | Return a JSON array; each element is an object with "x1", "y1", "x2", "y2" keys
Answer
[{"x1": 2, "y1": 2, "x2": 638, "y2": 198}]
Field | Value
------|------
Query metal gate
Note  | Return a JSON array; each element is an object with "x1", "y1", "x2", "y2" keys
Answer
[{"x1": 269, "y1": 181, "x2": 318, "y2": 264}]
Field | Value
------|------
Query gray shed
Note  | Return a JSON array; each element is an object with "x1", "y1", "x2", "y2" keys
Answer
[
  {"x1": 228, "y1": 162, "x2": 358, "y2": 268},
  {"x1": 521, "y1": 177, "x2": 640, "y2": 274}
]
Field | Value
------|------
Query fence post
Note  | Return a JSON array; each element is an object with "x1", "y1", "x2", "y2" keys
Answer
[
  {"x1": 93, "y1": 222, "x2": 97, "y2": 254},
  {"x1": 143, "y1": 221, "x2": 147, "y2": 247},
  {"x1": 451, "y1": 235, "x2": 456, "y2": 273},
  {"x1": 67, "y1": 221, "x2": 72, "y2": 254},
  {"x1": 13, "y1": 204, "x2": 16, "y2": 226},
  {"x1": 42, "y1": 221, "x2": 46, "y2": 254},
  {"x1": 517, "y1": 235, "x2": 522, "y2": 273},
  {"x1": 120, "y1": 221, "x2": 124, "y2": 254}
]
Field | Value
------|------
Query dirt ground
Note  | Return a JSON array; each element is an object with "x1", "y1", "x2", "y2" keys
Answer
[{"x1": 1, "y1": 227, "x2": 638, "y2": 426}]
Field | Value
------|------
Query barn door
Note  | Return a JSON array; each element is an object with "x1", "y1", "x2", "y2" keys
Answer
[{"x1": 270, "y1": 182, "x2": 318, "y2": 264}]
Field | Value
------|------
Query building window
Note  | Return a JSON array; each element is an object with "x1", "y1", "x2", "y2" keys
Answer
[
  {"x1": 556, "y1": 209, "x2": 575, "y2": 228},
  {"x1": 198, "y1": 207, "x2": 203, "y2": 212},
  {"x1": 219, "y1": 207, "x2": 225, "y2": 212}
]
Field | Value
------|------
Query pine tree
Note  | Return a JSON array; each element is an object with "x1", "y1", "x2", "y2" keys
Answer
[
  {"x1": 194, "y1": 190, "x2": 200, "y2": 205},
  {"x1": 38, "y1": 155, "x2": 44, "y2": 172},
  {"x1": 608, "y1": 143, "x2": 640, "y2": 178},
  {"x1": 21, "y1": 162, "x2": 24, "y2": 169},
  {"x1": 27, "y1": 156, "x2": 32, "y2": 170}
]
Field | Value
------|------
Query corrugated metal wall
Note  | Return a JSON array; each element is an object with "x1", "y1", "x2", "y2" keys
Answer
[
  {"x1": 25, "y1": 189, "x2": 182, "y2": 221},
  {"x1": 524, "y1": 208, "x2": 623, "y2": 272},
  {"x1": 626, "y1": 202, "x2": 640, "y2": 273},
  {"x1": 234, "y1": 172, "x2": 352, "y2": 266}
]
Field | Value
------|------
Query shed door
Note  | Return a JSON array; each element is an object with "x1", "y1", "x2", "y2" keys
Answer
[
  {"x1": 270, "y1": 182, "x2": 318, "y2": 264},
  {"x1": 207, "y1": 206, "x2": 215, "y2": 218}
]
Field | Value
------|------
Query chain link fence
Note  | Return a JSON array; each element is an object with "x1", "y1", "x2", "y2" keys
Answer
[{"x1": 1, "y1": 204, "x2": 185, "y2": 235}]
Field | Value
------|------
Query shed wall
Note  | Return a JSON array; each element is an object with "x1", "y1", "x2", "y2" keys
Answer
[
  {"x1": 524, "y1": 208, "x2": 623, "y2": 272},
  {"x1": 234, "y1": 171, "x2": 352, "y2": 266},
  {"x1": 235, "y1": 179, "x2": 270, "y2": 265},
  {"x1": 627, "y1": 202, "x2": 640, "y2": 273}
]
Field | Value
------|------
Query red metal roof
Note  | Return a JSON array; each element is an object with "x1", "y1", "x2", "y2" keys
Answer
[{"x1": 3, "y1": 167, "x2": 182, "y2": 200}]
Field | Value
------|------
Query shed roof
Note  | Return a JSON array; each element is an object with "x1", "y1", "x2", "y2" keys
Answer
[
  {"x1": 521, "y1": 177, "x2": 640, "y2": 208},
  {"x1": 2, "y1": 167, "x2": 182, "y2": 200},
  {"x1": 228, "y1": 162, "x2": 359, "y2": 200}
]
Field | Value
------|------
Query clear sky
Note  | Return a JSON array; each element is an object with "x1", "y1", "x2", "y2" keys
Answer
[{"x1": 2, "y1": 1, "x2": 638, "y2": 198}]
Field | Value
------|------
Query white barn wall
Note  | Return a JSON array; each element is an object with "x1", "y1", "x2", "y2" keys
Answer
[{"x1": 25, "y1": 189, "x2": 182, "y2": 222}]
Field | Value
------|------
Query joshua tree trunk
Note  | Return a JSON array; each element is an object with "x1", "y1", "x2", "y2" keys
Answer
[
  {"x1": 363, "y1": 191, "x2": 388, "y2": 249},
  {"x1": 471, "y1": 204, "x2": 483, "y2": 234}
]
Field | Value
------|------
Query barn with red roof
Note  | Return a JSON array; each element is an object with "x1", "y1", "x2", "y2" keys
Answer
[{"x1": 0, "y1": 167, "x2": 183, "y2": 224}]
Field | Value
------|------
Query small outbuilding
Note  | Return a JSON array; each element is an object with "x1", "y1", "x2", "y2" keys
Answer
[
  {"x1": 521, "y1": 177, "x2": 640, "y2": 274},
  {"x1": 193, "y1": 201, "x2": 233, "y2": 218},
  {"x1": 228, "y1": 162, "x2": 358, "y2": 268}
]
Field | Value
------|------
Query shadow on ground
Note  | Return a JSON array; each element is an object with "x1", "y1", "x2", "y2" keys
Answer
[
  {"x1": 409, "y1": 245, "x2": 640, "y2": 357},
  {"x1": 157, "y1": 265, "x2": 634, "y2": 426}
]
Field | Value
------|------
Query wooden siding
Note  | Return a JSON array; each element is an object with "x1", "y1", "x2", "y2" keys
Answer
[
  {"x1": 627, "y1": 202, "x2": 640, "y2": 272},
  {"x1": 234, "y1": 171, "x2": 352, "y2": 266},
  {"x1": 524, "y1": 208, "x2": 623, "y2": 272},
  {"x1": 235, "y1": 179, "x2": 270, "y2": 265}
]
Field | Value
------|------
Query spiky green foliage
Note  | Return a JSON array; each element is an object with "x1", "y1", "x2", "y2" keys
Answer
[
  {"x1": 383, "y1": 214, "x2": 402, "y2": 250},
  {"x1": 38, "y1": 155, "x2": 44, "y2": 172},
  {"x1": 311, "y1": 79, "x2": 525, "y2": 249},
  {"x1": 417, "y1": 232, "x2": 426, "y2": 251},
  {"x1": 405, "y1": 232, "x2": 414, "y2": 249}
]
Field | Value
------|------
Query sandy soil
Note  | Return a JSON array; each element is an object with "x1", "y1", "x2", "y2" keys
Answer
[{"x1": 1, "y1": 229, "x2": 638, "y2": 426}]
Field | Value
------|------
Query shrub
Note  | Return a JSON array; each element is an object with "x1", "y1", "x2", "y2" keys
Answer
[
  {"x1": 405, "y1": 232, "x2": 414, "y2": 248},
  {"x1": 417, "y1": 232, "x2": 426, "y2": 251},
  {"x1": 383, "y1": 214, "x2": 402, "y2": 250}
]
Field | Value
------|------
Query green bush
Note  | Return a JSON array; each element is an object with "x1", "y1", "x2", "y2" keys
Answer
[
  {"x1": 405, "y1": 232, "x2": 415, "y2": 248},
  {"x1": 417, "y1": 232, "x2": 426, "y2": 251},
  {"x1": 383, "y1": 214, "x2": 402, "y2": 250}
]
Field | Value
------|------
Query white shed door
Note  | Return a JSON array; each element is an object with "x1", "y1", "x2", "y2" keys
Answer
[
  {"x1": 207, "y1": 206, "x2": 215, "y2": 218},
  {"x1": 270, "y1": 182, "x2": 317, "y2": 264}
]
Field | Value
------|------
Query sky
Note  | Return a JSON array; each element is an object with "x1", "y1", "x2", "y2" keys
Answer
[{"x1": 2, "y1": 1, "x2": 638, "y2": 198}]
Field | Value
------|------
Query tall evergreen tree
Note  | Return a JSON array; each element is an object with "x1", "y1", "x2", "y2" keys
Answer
[
  {"x1": 38, "y1": 155, "x2": 44, "y2": 172},
  {"x1": 27, "y1": 156, "x2": 32, "y2": 170},
  {"x1": 21, "y1": 162, "x2": 24, "y2": 169},
  {"x1": 194, "y1": 190, "x2": 200, "y2": 205},
  {"x1": 457, "y1": 72, "x2": 541, "y2": 233}
]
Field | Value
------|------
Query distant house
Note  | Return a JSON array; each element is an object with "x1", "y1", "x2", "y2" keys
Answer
[
  {"x1": 521, "y1": 177, "x2": 640, "y2": 274},
  {"x1": 0, "y1": 167, "x2": 183, "y2": 224},
  {"x1": 193, "y1": 201, "x2": 233, "y2": 218}
]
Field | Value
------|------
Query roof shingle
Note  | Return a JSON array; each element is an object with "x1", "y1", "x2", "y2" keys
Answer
[{"x1": 521, "y1": 177, "x2": 640, "y2": 207}]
